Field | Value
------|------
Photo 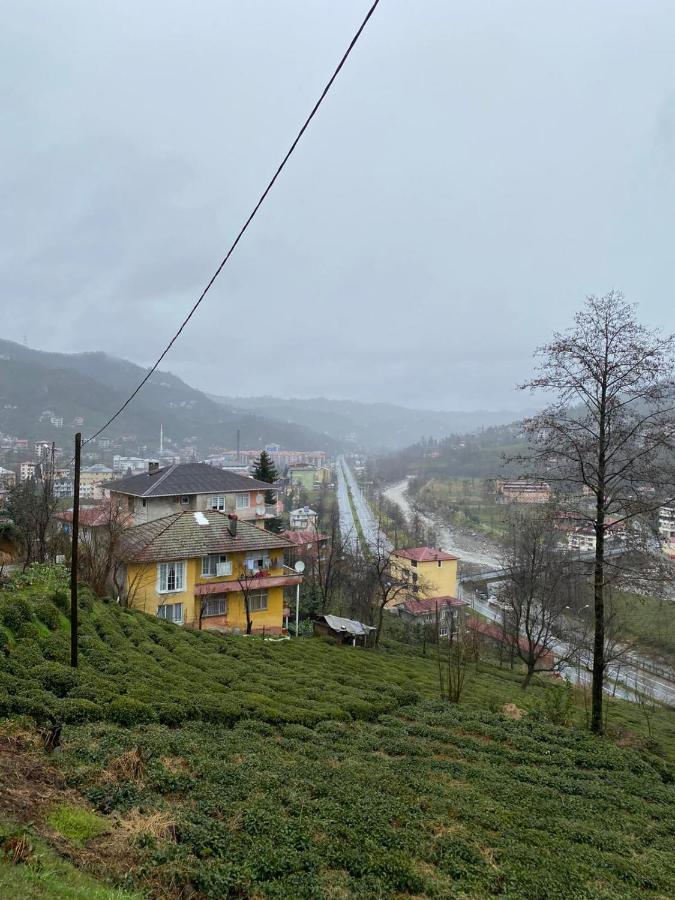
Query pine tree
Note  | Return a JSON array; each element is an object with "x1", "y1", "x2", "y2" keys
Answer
[{"x1": 253, "y1": 450, "x2": 282, "y2": 532}]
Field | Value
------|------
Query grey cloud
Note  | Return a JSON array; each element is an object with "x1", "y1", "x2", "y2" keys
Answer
[{"x1": 2, "y1": 0, "x2": 674, "y2": 413}]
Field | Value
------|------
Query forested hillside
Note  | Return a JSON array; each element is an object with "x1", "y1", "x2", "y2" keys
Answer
[{"x1": 0, "y1": 340, "x2": 338, "y2": 452}]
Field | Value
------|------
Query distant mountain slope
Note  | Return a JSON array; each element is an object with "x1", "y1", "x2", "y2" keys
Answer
[
  {"x1": 210, "y1": 395, "x2": 531, "y2": 450},
  {"x1": 0, "y1": 340, "x2": 339, "y2": 452}
]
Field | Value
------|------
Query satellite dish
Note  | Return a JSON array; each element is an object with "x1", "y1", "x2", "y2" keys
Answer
[{"x1": 294, "y1": 560, "x2": 306, "y2": 573}]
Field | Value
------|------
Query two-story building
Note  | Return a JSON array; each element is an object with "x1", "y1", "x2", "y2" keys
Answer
[
  {"x1": 118, "y1": 510, "x2": 300, "y2": 633},
  {"x1": 659, "y1": 506, "x2": 675, "y2": 558},
  {"x1": 106, "y1": 462, "x2": 278, "y2": 527}
]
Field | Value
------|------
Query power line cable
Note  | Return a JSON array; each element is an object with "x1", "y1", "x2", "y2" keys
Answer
[{"x1": 82, "y1": 0, "x2": 382, "y2": 449}]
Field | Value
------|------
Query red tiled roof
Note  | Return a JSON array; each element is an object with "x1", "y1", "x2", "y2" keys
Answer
[
  {"x1": 466, "y1": 617, "x2": 555, "y2": 659},
  {"x1": 394, "y1": 547, "x2": 458, "y2": 563},
  {"x1": 55, "y1": 505, "x2": 133, "y2": 528},
  {"x1": 282, "y1": 530, "x2": 328, "y2": 546},
  {"x1": 402, "y1": 596, "x2": 467, "y2": 616}
]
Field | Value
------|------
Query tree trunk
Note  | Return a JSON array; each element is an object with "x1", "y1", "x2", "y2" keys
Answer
[
  {"x1": 521, "y1": 667, "x2": 534, "y2": 689},
  {"x1": 591, "y1": 518, "x2": 605, "y2": 733}
]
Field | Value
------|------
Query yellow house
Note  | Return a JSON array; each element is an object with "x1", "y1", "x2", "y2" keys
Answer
[
  {"x1": 392, "y1": 547, "x2": 459, "y2": 603},
  {"x1": 119, "y1": 510, "x2": 300, "y2": 634}
]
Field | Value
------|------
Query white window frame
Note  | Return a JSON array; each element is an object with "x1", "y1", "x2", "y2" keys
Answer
[
  {"x1": 236, "y1": 493, "x2": 250, "y2": 509},
  {"x1": 210, "y1": 495, "x2": 225, "y2": 511},
  {"x1": 180, "y1": 495, "x2": 190, "y2": 506},
  {"x1": 246, "y1": 554, "x2": 272, "y2": 572},
  {"x1": 201, "y1": 554, "x2": 229, "y2": 577},
  {"x1": 202, "y1": 597, "x2": 227, "y2": 618},
  {"x1": 248, "y1": 590, "x2": 268, "y2": 612},
  {"x1": 157, "y1": 602, "x2": 183, "y2": 624},
  {"x1": 157, "y1": 561, "x2": 185, "y2": 593}
]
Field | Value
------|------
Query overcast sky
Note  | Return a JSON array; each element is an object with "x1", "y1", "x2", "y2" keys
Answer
[{"x1": 2, "y1": 1, "x2": 675, "y2": 412}]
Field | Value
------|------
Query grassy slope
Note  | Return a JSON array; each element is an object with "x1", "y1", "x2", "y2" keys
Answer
[{"x1": 1, "y1": 567, "x2": 674, "y2": 898}]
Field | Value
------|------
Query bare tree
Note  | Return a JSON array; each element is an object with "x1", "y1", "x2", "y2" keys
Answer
[
  {"x1": 500, "y1": 509, "x2": 577, "y2": 688},
  {"x1": 369, "y1": 527, "x2": 417, "y2": 647},
  {"x1": 309, "y1": 508, "x2": 345, "y2": 614},
  {"x1": 519, "y1": 291, "x2": 675, "y2": 733},
  {"x1": 78, "y1": 501, "x2": 131, "y2": 597},
  {"x1": 435, "y1": 600, "x2": 470, "y2": 703},
  {"x1": 5, "y1": 453, "x2": 59, "y2": 566}
]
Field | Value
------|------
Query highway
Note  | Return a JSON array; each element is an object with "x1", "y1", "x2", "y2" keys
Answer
[
  {"x1": 337, "y1": 456, "x2": 391, "y2": 553},
  {"x1": 337, "y1": 456, "x2": 675, "y2": 706}
]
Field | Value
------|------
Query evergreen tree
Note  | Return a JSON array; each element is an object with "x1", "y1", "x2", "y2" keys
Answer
[{"x1": 253, "y1": 450, "x2": 282, "y2": 533}]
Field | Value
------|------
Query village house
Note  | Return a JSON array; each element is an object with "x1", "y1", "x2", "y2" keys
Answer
[
  {"x1": 396, "y1": 596, "x2": 468, "y2": 637},
  {"x1": 117, "y1": 510, "x2": 300, "y2": 633},
  {"x1": 392, "y1": 546, "x2": 459, "y2": 604},
  {"x1": 282, "y1": 529, "x2": 328, "y2": 569},
  {"x1": 495, "y1": 480, "x2": 551, "y2": 504},
  {"x1": 289, "y1": 506, "x2": 319, "y2": 530},
  {"x1": 659, "y1": 506, "x2": 675, "y2": 558},
  {"x1": 106, "y1": 462, "x2": 278, "y2": 527}
]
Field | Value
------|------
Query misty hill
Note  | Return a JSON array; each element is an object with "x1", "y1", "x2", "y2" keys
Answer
[
  {"x1": 0, "y1": 340, "x2": 339, "y2": 452},
  {"x1": 210, "y1": 395, "x2": 531, "y2": 450}
]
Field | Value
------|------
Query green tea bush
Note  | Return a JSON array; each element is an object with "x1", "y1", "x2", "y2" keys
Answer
[
  {"x1": 56, "y1": 697, "x2": 104, "y2": 724},
  {"x1": 34, "y1": 598, "x2": 61, "y2": 630},
  {"x1": 31, "y1": 662, "x2": 79, "y2": 697},
  {"x1": 108, "y1": 697, "x2": 157, "y2": 727},
  {"x1": 51, "y1": 588, "x2": 69, "y2": 613},
  {"x1": 0, "y1": 594, "x2": 32, "y2": 630}
]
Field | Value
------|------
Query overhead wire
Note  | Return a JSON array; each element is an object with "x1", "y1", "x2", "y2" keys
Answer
[{"x1": 81, "y1": 0, "x2": 382, "y2": 450}]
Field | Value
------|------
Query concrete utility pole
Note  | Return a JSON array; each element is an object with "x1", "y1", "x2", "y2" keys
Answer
[{"x1": 70, "y1": 432, "x2": 81, "y2": 668}]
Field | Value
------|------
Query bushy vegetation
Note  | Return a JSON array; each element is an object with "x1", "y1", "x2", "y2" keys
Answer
[{"x1": 1, "y1": 566, "x2": 674, "y2": 898}]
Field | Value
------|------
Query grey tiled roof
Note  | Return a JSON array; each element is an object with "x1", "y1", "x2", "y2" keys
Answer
[
  {"x1": 106, "y1": 463, "x2": 272, "y2": 498},
  {"x1": 120, "y1": 510, "x2": 292, "y2": 563}
]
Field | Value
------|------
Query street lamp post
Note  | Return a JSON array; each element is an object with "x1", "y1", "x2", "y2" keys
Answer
[{"x1": 281, "y1": 561, "x2": 305, "y2": 636}]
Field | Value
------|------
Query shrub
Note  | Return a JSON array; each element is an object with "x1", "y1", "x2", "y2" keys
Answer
[
  {"x1": 108, "y1": 697, "x2": 157, "y2": 727},
  {"x1": 51, "y1": 588, "x2": 69, "y2": 613},
  {"x1": 34, "y1": 599, "x2": 61, "y2": 630},
  {"x1": 17, "y1": 621, "x2": 43, "y2": 642},
  {"x1": 40, "y1": 631, "x2": 69, "y2": 662},
  {"x1": 0, "y1": 595, "x2": 32, "y2": 631},
  {"x1": 56, "y1": 698, "x2": 103, "y2": 724},
  {"x1": 0, "y1": 628, "x2": 9, "y2": 655},
  {"x1": 32, "y1": 662, "x2": 79, "y2": 698}
]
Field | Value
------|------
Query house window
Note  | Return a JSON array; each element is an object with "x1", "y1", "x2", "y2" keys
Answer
[
  {"x1": 142, "y1": 498, "x2": 147, "y2": 507},
  {"x1": 201, "y1": 554, "x2": 230, "y2": 577},
  {"x1": 210, "y1": 496, "x2": 225, "y2": 511},
  {"x1": 246, "y1": 554, "x2": 271, "y2": 571},
  {"x1": 438, "y1": 560, "x2": 442, "y2": 567},
  {"x1": 202, "y1": 597, "x2": 227, "y2": 617},
  {"x1": 236, "y1": 493, "x2": 250, "y2": 509},
  {"x1": 439, "y1": 627, "x2": 448, "y2": 637},
  {"x1": 248, "y1": 590, "x2": 268, "y2": 612},
  {"x1": 180, "y1": 496, "x2": 190, "y2": 506},
  {"x1": 411, "y1": 559, "x2": 417, "y2": 568},
  {"x1": 157, "y1": 602, "x2": 183, "y2": 624},
  {"x1": 157, "y1": 561, "x2": 185, "y2": 593}
]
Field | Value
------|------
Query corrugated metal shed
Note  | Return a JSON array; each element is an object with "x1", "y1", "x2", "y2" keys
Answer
[{"x1": 321, "y1": 615, "x2": 376, "y2": 637}]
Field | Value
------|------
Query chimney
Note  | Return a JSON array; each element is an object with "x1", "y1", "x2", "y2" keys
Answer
[
  {"x1": 148, "y1": 461, "x2": 159, "y2": 474},
  {"x1": 228, "y1": 513, "x2": 238, "y2": 538}
]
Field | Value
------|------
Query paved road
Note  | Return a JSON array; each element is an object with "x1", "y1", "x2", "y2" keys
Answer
[
  {"x1": 337, "y1": 456, "x2": 391, "y2": 553},
  {"x1": 465, "y1": 591, "x2": 675, "y2": 705}
]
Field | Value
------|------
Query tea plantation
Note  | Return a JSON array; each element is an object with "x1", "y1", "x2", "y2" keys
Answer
[{"x1": 1, "y1": 566, "x2": 674, "y2": 898}]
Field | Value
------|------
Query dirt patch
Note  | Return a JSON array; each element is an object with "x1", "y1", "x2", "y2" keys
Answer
[
  {"x1": 161, "y1": 755, "x2": 191, "y2": 775},
  {"x1": 501, "y1": 703, "x2": 525, "y2": 721},
  {"x1": 0, "y1": 722, "x2": 141, "y2": 884}
]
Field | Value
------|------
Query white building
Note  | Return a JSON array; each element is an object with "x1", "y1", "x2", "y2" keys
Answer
[{"x1": 289, "y1": 506, "x2": 318, "y2": 530}]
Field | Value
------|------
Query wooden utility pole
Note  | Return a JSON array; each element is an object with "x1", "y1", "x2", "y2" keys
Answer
[{"x1": 70, "y1": 432, "x2": 81, "y2": 668}]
